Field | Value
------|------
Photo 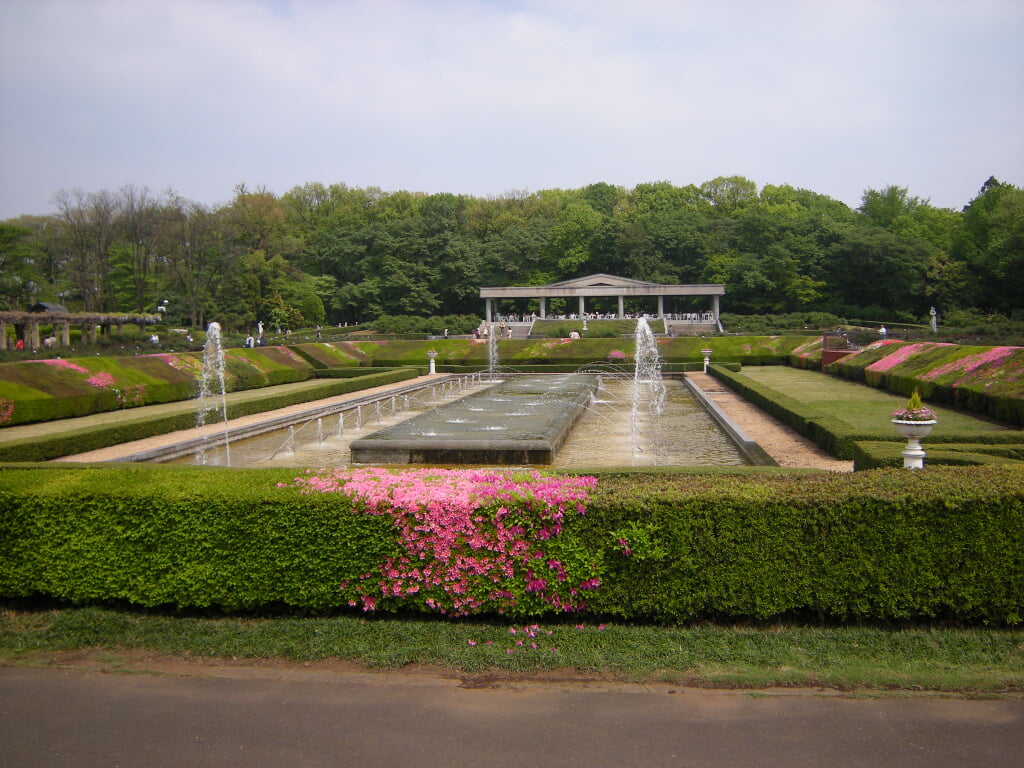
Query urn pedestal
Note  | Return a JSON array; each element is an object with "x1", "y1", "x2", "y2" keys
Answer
[{"x1": 892, "y1": 419, "x2": 937, "y2": 469}]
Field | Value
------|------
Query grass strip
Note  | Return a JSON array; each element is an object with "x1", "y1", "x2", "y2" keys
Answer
[
  {"x1": 738, "y1": 366, "x2": 1011, "y2": 433},
  {"x1": 3, "y1": 607, "x2": 1022, "y2": 694}
]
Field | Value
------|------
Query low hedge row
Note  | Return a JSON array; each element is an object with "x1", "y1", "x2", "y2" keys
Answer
[
  {"x1": 1, "y1": 465, "x2": 1021, "y2": 624},
  {"x1": 0, "y1": 347, "x2": 317, "y2": 427},
  {"x1": 852, "y1": 441, "x2": 1024, "y2": 471},
  {"x1": 312, "y1": 367, "x2": 419, "y2": 378},
  {"x1": 0, "y1": 370, "x2": 418, "y2": 463},
  {"x1": 709, "y1": 366, "x2": 1024, "y2": 463}
]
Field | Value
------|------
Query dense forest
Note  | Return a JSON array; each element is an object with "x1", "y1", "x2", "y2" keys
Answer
[{"x1": 1, "y1": 176, "x2": 1021, "y2": 332}]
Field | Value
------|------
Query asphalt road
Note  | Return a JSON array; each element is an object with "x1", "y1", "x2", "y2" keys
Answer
[{"x1": 2, "y1": 666, "x2": 1022, "y2": 767}]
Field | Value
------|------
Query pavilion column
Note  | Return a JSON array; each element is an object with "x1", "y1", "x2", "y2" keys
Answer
[
  {"x1": 712, "y1": 295, "x2": 720, "y2": 321},
  {"x1": 60, "y1": 322, "x2": 70, "y2": 346},
  {"x1": 485, "y1": 298, "x2": 492, "y2": 322},
  {"x1": 539, "y1": 298, "x2": 547, "y2": 319},
  {"x1": 28, "y1": 321, "x2": 40, "y2": 350},
  {"x1": 618, "y1": 296, "x2": 624, "y2": 318},
  {"x1": 0, "y1": 321, "x2": 6, "y2": 351},
  {"x1": 657, "y1": 296, "x2": 664, "y2": 316},
  {"x1": 578, "y1": 296, "x2": 585, "y2": 317}
]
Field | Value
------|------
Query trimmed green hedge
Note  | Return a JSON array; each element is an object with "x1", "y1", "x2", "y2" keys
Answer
[
  {"x1": 0, "y1": 347, "x2": 316, "y2": 427},
  {"x1": 1, "y1": 465, "x2": 1021, "y2": 624},
  {"x1": 710, "y1": 365, "x2": 1024, "y2": 463},
  {"x1": 312, "y1": 367, "x2": 418, "y2": 378},
  {"x1": 852, "y1": 441, "x2": 1024, "y2": 471},
  {"x1": 0, "y1": 370, "x2": 418, "y2": 463}
]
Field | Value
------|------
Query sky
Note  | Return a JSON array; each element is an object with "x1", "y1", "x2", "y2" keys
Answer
[{"x1": 1, "y1": 0, "x2": 1022, "y2": 220}]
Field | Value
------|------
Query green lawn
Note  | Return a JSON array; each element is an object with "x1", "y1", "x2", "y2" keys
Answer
[
  {"x1": 2, "y1": 607, "x2": 1022, "y2": 693},
  {"x1": 739, "y1": 367, "x2": 1013, "y2": 433}
]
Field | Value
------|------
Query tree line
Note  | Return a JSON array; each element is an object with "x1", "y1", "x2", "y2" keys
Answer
[{"x1": 1, "y1": 176, "x2": 1021, "y2": 331}]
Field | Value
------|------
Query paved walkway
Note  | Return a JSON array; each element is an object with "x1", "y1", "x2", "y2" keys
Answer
[
  {"x1": 1, "y1": 665, "x2": 1021, "y2": 767},
  {"x1": 47, "y1": 376, "x2": 449, "y2": 463},
  {"x1": 686, "y1": 372, "x2": 852, "y2": 471}
]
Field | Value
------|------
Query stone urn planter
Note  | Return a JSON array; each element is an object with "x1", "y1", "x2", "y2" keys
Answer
[
  {"x1": 891, "y1": 419, "x2": 937, "y2": 469},
  {"x1": 891, "y1": 389, "x2": 937, "y2": 469}
]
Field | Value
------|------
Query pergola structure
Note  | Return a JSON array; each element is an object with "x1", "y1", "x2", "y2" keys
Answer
[
  {"x1": 0, "y1": 308, "x2": 159, "y2": 351},
  {"x1": 480, "y1": 273, "x2": 725, "y2": 324}
]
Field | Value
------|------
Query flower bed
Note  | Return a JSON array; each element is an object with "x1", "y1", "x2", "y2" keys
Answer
[{"x1": 829, "y1": 341, "x2": 1024, "y2": 426}]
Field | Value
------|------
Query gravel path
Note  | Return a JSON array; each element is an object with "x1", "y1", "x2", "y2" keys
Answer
[{"x1": 686, "y1": 372, "x2": 853, "y2": 472}]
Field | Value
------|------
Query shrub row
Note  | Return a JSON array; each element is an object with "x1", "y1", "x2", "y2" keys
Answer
[
  {"x1": 1, "y1": 465, "x2": 1021, "y2": 624},
  {"x1": 710, "y1": 366, "x2": 1024, "y2": 463},
  {"x1": 312, "y1": 367, "x2": 418, "y2": 378},
  {"x1": 0, "y1": 370, "x2": 418, "y2": 463},
  {"x1": 0, "y1": 347, "x2": 316, "y2": 427},
  {"x1": 851, "y1": 441, "x2": 1024, "y2": 471}
]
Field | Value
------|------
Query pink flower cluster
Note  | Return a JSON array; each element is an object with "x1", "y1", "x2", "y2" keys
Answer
[
  {"x1": 865, "y1": 343, "x2": 934, "y2": 374},
  {"x1": 920, "y1": 346, "x2": 1019, "y2": 383},
  {"x1": 153, "y1": 353, "x2": 203, "y2": 375},
  {"x1": 0, "y1": 397, "x2": 14, "y2": 425},
  {"x1": 86, "y1": 372, "x2": 115, "y2": 389},
  {"x1": 465, "y1": 622, "x2": 607, "y2": 655},
  {"x1": 39, "y1": 359, "x2": 88, "y2": 374},
  {"x1": 282, "y1": 468, "x2": 599, "y2": 616}
]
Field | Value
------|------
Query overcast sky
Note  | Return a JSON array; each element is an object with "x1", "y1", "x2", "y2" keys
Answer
[{"x1": 1, "y1": 0, "x2": 1022, "y2": 220}]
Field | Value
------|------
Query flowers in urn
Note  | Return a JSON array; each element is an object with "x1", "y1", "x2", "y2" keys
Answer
[{"x1": 891, "y1": 389, "x2": 937, "y2": 422}]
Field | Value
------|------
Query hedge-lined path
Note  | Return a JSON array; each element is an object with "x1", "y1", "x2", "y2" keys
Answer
[
  {"x1": 3, "y1": 665, "x2": 1022, "y2": 768},
  {"x1": 686, "y1": 372, "x2": 853, "y2": 472},
  {"x1": 23, "y1": 375, "x2": 448, "y2": 463}
]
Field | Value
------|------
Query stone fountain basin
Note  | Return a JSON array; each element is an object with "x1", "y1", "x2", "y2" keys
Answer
[{"x1": 349, "y1": 375, "x2": 598, "y2": 465}]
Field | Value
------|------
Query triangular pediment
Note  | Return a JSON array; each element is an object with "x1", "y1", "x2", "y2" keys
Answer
[{"x1": 546, "y1": 273, "x2": 660, "y2": 289}]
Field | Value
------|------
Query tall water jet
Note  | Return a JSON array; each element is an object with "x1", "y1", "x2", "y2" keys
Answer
[
  {"x1": 631, "y1": 317, "x2": 666, "y2": 461},
  {"x1": 487, "y1": 324, "x2": 499, "y2": 378},
  {"x1": 196, "y1": 321, "x2": 231, "y2": 466}
]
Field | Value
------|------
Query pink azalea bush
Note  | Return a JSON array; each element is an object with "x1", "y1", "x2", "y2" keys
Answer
[{"x1": 280, "y1": 468, "x2": 600, "y2": 617}]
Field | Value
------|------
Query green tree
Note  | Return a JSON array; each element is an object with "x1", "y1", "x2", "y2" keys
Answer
[
  {"x1": 955, "y1": 178, "x2": 1024, "y2": 313},
  {"x1": 858, "y1": 185, "x2": 923, "y2": 228},
  {"x1": 0, "y1": 223, "x2": 42, "y2": 310}
]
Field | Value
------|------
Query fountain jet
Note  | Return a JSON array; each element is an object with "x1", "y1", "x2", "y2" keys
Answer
[{"x1": 196, "y1": 321, "x2": 231, "y2": 466}]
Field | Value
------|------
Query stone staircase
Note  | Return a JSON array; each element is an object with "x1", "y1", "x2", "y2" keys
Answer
[{"x1": 665, "y1": 321, "x2": 720, "y2": 336}]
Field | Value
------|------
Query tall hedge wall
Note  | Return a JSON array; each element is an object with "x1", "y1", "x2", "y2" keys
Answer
[{"x1": 2, "y1": 465, "x2": 1021, "y2": 624}]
